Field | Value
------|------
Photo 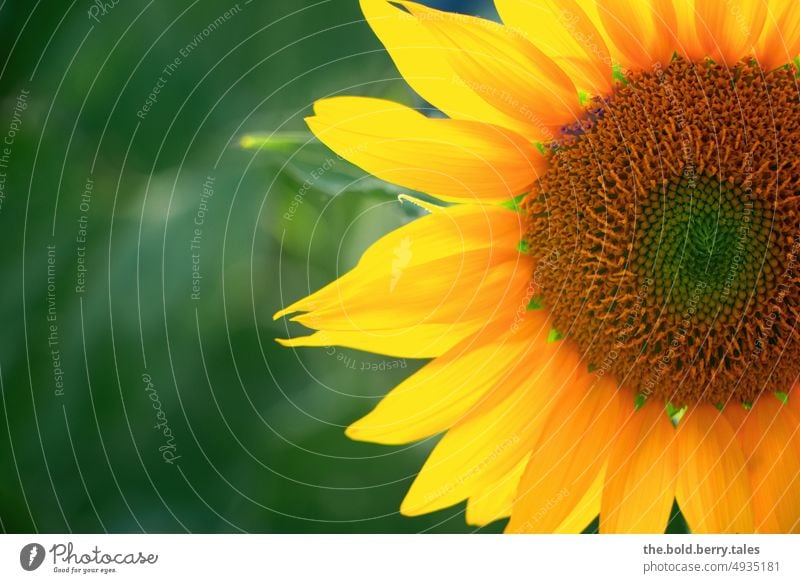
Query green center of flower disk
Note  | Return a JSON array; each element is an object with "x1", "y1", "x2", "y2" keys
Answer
[
  {"x1": 636, "y1": 175, "x2": 778, "y2": 323},
  {"x1": 524, "y1": 57, "x2": 800, "y2": 407}
]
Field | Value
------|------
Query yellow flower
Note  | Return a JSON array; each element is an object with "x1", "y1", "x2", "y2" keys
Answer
[{"x1": 275, "y1": 0, "x2": 800, "y2": 533}]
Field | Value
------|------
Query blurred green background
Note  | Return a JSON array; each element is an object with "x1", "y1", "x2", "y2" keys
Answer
[
  {"x1": 0, "y1": 0, "x2": 693, "y2": 535},
  {"x1": 0, "y1": 0, "x2": 525, "y2": 533}
]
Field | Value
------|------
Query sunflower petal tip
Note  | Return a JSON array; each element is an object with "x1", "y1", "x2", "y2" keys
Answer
[
  {"x1": 273, "y1": 307, "x2": 293, "y2": 320},
  {"x1": 345, "y1": 419, "x2": 385, "y2": 443},
  {"x1": 343, "y1": 423, "x2": 361, "y2": 440},
  {"x1": 399, "y1": 496, "x2": 423, "y2": 517}
]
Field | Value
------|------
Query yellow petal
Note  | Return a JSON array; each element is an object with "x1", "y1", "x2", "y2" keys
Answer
[
  {"x1": 400, "y1": 1, "x2": 580, "y2": 142},
  {"x1": 554, "y1": 465, "x2": 605, "y2": 533},
  {"x1": 755, "y1": 2, "x2": 800, "y2": 70},
  {"x1": 594, "y1": 0, "x2": 677, "y2": 69},
  {"x1": 694, "y1": 0, "x2": 768, "y2": 65},
  {"x1": 675, "y1": 404, "x2": 754, "y2": 533},
  {"x1": 347, "y1": 312, "x2": 551, "y2": 444},
  {"x1": 494, "y1": 0, "x2": 613, "y2": 95},
  {"x1": 506, "y1": 376, "x2": 623, "y2": 533},
  {"x1": 726, "y1": 397, "x2": 800, "y2": 533},
  {"x1": 400, "y1": 340, "x2": 588, "y2": 516},
  {"x1": 360, "y1": 0, "x2": 530, "y2": 136},
  {"x1": 275, "y1": 203, "x2": 533, "y2": 358},
  {"x1": 466, "y1": 455, "x2": 529, "y2": 527},
  {"x1": 276, "y1": 322, "x2": 483, "y2": 359},
  {"x1": 277, "y1": 203, "x2": 525, "y2": 320},
  {"x1": 306, "y1": 96, "x2": 545, "y2": 203},
  {"x1": 600, "y1": 398, "x2": 677, "y2": 533},
  {"x1": 288, "y1": 250, "x2": 529, "y2": 329}
]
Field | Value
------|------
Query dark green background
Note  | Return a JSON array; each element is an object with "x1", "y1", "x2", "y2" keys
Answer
[
  {"x1": 0, "y1": 0, "x2": 691, "y2": 534},
  {"x1": 0, "y1": 0, "x2": 517, "y2": 533}
]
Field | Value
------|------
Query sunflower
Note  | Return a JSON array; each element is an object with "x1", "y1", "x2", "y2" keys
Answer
[{"x1": 275, "y1": 0, "x2": 800, "y2": 533}]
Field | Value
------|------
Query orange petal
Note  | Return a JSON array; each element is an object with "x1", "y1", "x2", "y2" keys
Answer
[
  {"x1": 675, "y1": 404, "x2": 754, "y2": 533},
  {"x1": 694, "y1": 0, "x2": 768, "y2": 65},
  {"x1": 400, "y1": 1, "x2": 580, "y2": 142},
  {"x1": 400, "y1": 340, "x2": 589, "y2": 516},
  {"x1": 726, "y1": 397, "x2": 800, "y2": 533},
  {"x1": 790, "y1": 384, "x2": 800, "y2": 416},
  {"x1": 506, "y1": 376, "x2": 624, "y2": 533},
  {"x1": 670, "y1": 0, "x2": 707, "y2": 62},
  {"x1": 554, "y1": 465, "x2": 605, "y2": 533},
  {"x1": 494, "y1": 0, "x2": 613, "y2": 95},
  {"x1": 755, "y1": 2, "x2": 800, "y2": 70},
  {"x1": 600, "y1": 398, "x2": 677, "y2": 533},
  {"x1": 306, "y1": 97, "x2": 545, "y2": 203},
  {"x1": 595, "y1": 0, "x2": 678, "y2": 69}
]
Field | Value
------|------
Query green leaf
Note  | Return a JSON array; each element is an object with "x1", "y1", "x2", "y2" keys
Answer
[
  {"x1": 666, "y1": 403, "x2": 688, "y2": 427},
  {"x1": 526, "y1": 295, "x2": 545, "y2": 310},
  {"x1": 612, "y1": 63, "x2": 629, "y2": 86}
]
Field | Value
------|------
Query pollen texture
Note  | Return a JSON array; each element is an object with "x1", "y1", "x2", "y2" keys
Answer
[{"x1": 526, "y1": 58, "x2": 800, "y2": 405}]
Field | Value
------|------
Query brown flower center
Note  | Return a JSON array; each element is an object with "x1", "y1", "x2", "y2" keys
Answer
[{"x1": 525, "y1": 57, "x2": 800, "y2": 406}]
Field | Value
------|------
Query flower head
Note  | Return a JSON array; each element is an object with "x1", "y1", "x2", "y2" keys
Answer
[{"x1": 276, "y1": 0, "x2": 800, "y2": 533}]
